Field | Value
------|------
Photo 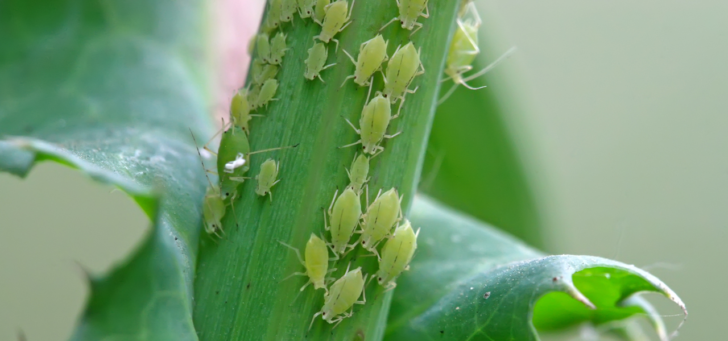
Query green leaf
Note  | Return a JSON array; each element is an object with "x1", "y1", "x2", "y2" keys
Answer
[
  {"x1": 192, "y1": 1, "x2": 463, "y2": 340},
  {"x1": 421, "y1": 5, "x2": 544, "y2": 248},
  {"x1": 386, "y1": 196, "x2": 686, "y2": 341},
  {"x1": 0, "y1": 0, "x2": 211, "y2": 339}
]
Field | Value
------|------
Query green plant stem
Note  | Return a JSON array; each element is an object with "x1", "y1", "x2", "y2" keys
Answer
[{"x1": 193, "y1": 1, "x2": 460, "y2": 340}]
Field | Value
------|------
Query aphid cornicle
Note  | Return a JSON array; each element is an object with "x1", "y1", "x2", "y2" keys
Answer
[
  {"x1": 297, "y1": 0, "x2": 316, "y2": 18},
  {"x1": 341, "y1": 93, "x2": 400, "y2": 156},
  {"x1": 324, "y1": 187, "x2": 362, "y2": 256},
  {"x1": 255, "y1": 79, "x2": 279, "y2": 109},
  {"x1": 190, "y1": 130, "x2": 226, "y2": 237},
  {"x1": 341, "y1": 34, "x2": 389, "y2": 88},
  {"x1": 379, "y1": 0, "x2": 430, "y2": 36},
  {"x1": 251, "y1": 59, "x2": 279, "y2": 86},
  {"x1": 358, "y1": 188, "x2": 402, "y2": 256},
  {"x1": 346, "y1": 153, "x2": 369, "y2": 194},
  {"x1": 255, "y1": 158, "x2": 280, "y2": 201},
  {"x1": 376, "y1": 219, "x2": 419, "y2": 290},
  {"x1": 313, "y1": 0, "x2": 355, "y2": 52},
  {"x1": 382, "y1": 42, "x2": 425, "y2": 116},
  {"x1": 279, "y1": 234, "x2": 332, "y2": 293},
  {"x1": 256, "y1": 33, "x2": 272, "y2": 64},
  {"x1": 270, "y1": 32, "x2": 288, "y2": 65},
  {"x1": 310, "y1": 265, "x2": 367, "y2": 329},
  {"x1": 314, "y1": 0, "x2": 330, "y2": 22},
  {"x1": 304, "y1": 42, "x2": 336, "y2": 82}
]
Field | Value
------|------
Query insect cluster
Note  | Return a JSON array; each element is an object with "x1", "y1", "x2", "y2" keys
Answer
[{"x1": 194, "y1": 0, "x2": 502, "y2": 332}]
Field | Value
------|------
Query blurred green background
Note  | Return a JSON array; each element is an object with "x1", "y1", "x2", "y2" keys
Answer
[{"x1": 1, "y1": 0, "x2": 725, "y2": 340}]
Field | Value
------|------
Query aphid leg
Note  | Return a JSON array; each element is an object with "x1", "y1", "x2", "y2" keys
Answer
[
  {"x1": 384, "y1": 131, "x2": 402, "y2": 140},
  {"x1": 409, "y1": 22, "x2": 423, "y2": 37},
  {"x1": 340, "y1": 75, "x2": 355, "y2": 87},
  {"x1": 331, "y1": 38, "x2": 340, "y2": 52},
  {"x1": 278, "y1": 241, "x2": 306, "y2": 266},
  {"x1": 328, "y1": 188, "x2": 339, "y2": 215},
  {"x1": 342, "y1": 48, "x2": 356, "y2": 65},
  {"x1": 281, "y1": 271, "x2": 307, "y2": 282},
  {"x1": 339, "y1": 139, "x2": 362, "y2": 149},
  {"x1": 343, "y1": 117, "x2": 361, "y2": 134},
  {"x1": 356, "y1": 273, "x2": 368, "y2": 304},
  {"x1": 379, "y1": 17, "x2": 398, "y2": 32},
  {"x1": 330, "y1": 315, "x2": 346, "y2": 329},
  {"x1": 422, "y1": 2, "x2": 430, "y2": 18},
  {"x1": 383, "y1": 281, "x2": 398, "y2": 292},
  {"x1": 437, "y1": 83, "x2": 459, "y2": 106},
  {"x1": 460, "y1": 46, "x2": 518, "y2": 84},
  {"x1": 365, "y1": 81, "x2": 374, "y2": 104},
  {"x1": 309, "y1": 311, "x2": 323, "y2": 330}
]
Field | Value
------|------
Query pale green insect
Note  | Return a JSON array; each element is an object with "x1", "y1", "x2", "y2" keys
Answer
[
  {"x1": 358, "y1": 188, "x2": 402, "y2": 256},
  {"x1": 313, "y1": 0, "x2": 355, "y2": 52},
  {"x1": 270, "y1": 32, "x2": 288, "y2": 65},
  {"x1": 251, "y1": 59, "x2": 279, "y2": 86},
  {"x1": 379, "y1": 0, "x2": 430, "y2": 36},
  {"x1": 279, "y1": 234, "x2": 333, "y2": 293},
  {"x1": 190, "y1": 130, "x2": 226, "y2": 237},
  {"x1": 256, "y1": 33, "x2": 272, "y2": 64},
  {"x1": 264, "y1": 0, "x2": 283, "y2": 32},
  {"x1": 304, "y1": 42, "x2": 336, "y2": 82},
  {"x1": 230, "y1": 88, "x2": 262, "y2": 134},
  {"x1": 248, "y1": 84, "x2": 262, "y2": 110},
  {"x1": 255, "y1": 79, "x2": 279, "y2": 109},
  {"x1": 346, "y1": 153, "x2": 369, "y2": 194},
  {"x1": 280, "y1": 0, "x2": 298, "y2": 24},
  {"x1": 310, "y1": 265, "x2": 367, "y2": 329},
  {"x1": 341, "y1": 34, "x2": 389, "y2": 88},
  {"x1": 324, "y1": 187, "x2": 362, "y2": 256},
  {"x1": 341, "y1": 93, "x2": 400, "y2": 156},
  {"x1": 314, "y1": 0, "x2": 330, "y2": 22},
  {"x1": 382, "y1": 42, "x2": 425, "y2": 116},
  {"x1": 376, "y1": 219, "x2": 419, "y2": 290},
  {"x1": 297, "y1": 0, "x2": 316, "y2": 18},
  {"x1": 255, "y1": 158, "x2": 280, "y2": 201}
]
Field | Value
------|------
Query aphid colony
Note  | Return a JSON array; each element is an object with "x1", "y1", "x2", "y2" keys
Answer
[{"x1": 271, "y1": 0, "x2": 430, "y2": 330}]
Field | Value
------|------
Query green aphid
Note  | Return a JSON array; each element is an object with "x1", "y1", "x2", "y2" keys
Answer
[
  {"x1": 264, "y1": 0, "x2": 283, "y2": 32},
  {"x1": 341, "y1": 34, "x2": 389, "y2": 88},
  {"x1": 346, "y1": 153, "x2": 369, "y2": 194},
  {"x1": 297, "y1": 0, "x2": 316, "y2": 18},
  {"x1": 304, "y1": 42, "x2": 336, "y2": 82},
  {"x1": 358, "y1": 188, "x2": 402, "y2": 257},
  {"x1": 280, "y1": 234, "x2": 334, "y2": 293},
  {"x1": 280, "y1": 0, "x2": 298, "y2": 23},
  {"x1": 256, "y1": 33, "x2": 272, "y2": 64},
  {"x1": 310, "y1": 264, "x2": 367, "y2": 329},
  {"x1": 379, "y1": 0, "x2": 429, "y2": 36},
  {"x1": 255, "y1": 158, "x2": 280, "y2": 201},
  {"x1": 190, "y1": 130, "x2": 226, "y2": 237},
  {"x1": 382, "y1": 42, "x2": 425, "y2": 116},
  {"x1": 376, "y1": 219, "x2": 419, "y2": 291},
  {"x1": 314, "y1": 0, "x2": 330, "y2": 23},
  {"x1": 324, "y1": 187, "x2": 362, "y2": 256},
  {"x1": 270, "y1": 32, "x2": 288, "y2": 65},
  {"x1": 341, "y1": 93, "x2": 399, "y2": 156},
  {"x1": 313, "y1": 0, "x2": 355, "y2": 51},
  {"x1": 251, "y1": 59, "x2": 280, "y2": 86},
  {"x1": 231, "y1": 88, "x2": 262, "y2": 134},
  {"x1": 255, "y1": 79, "x2": 279, "y2": 109}
]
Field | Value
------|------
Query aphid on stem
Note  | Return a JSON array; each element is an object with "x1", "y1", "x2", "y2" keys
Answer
[
  {"x1": 324, "y1": 187, "x2": 362, "y2": 256},
  {"x1": 190, "y1": 130, "x2": 226, "y2": 237},
  {"x1": 381, "y1": 42, "x2": 425, "y2": 117},
  {"x1": 279, "y1": 0, "x2": 297, "y2": 24},
  {"x1": 304, "y1": 43, "x2": 336, "y2": 82},
  {"x1": 310, "y1": 264, "x2": 367, "y2": 330},
  {"x1": 358, "y1": 188, "x2": 402, "y2": 257},
  {"x1": 379, "y1": 0, "x2": 429, "y2": 37},
  {"x1": 256, "y1": 33, "x2": 272, "y2": 64},
  {"x1": 313, "y1": 0, "x2": 355, "y2": 52},
  {"x1": 346, "y1": 153, "x2": 369, "y2": 194},
  {"x1": 279, "y1": 234, "x2": 336, "y2": 293},
  {"x1": 375, "y1": 219, "x2": 419, "y2": 291},
  {"x1": 251, "y1": 59, "x2": 279, "y2": 86},
  {"x1": 340, "y1": 92, "x2": 400, "y2": 156},
  {"x1": 314, "y1": 0, "x2": 330, "y2": 23},
  {"x1": 254, "y1": 79, "x2": 279, "y2": 109},
  {"x1": 230, "y1": 88, "x2": 263, "y2": 134},
  {"x1": 341, "y1": 34, "x2": 389, "y2": 88},
  {"x1": 255, "y1": 158, "x2": 280, "y2": 201},
  {"x1": 297, "y1": 0, "x2": 316, "y2": 18},
  {"x1": 270, "y1": 32, "x2": 288, "y2": 65}
]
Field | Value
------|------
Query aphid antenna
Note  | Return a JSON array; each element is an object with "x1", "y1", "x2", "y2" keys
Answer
[
  {"x1": 248, "y1": 143, "x2": 300, "y2": 156},
  {"x1": 189, "y1": 129, "x2": 216, "y2": 189},
  {"x1": 437, "y1": 46, "x2": 518, "y2": 105}
]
